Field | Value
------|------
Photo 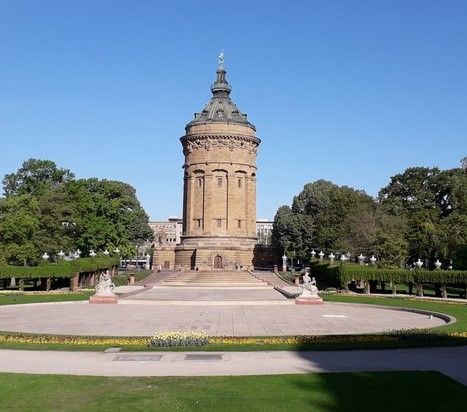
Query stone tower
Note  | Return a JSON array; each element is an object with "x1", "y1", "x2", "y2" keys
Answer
[{"x1": 174, "y1": 58, "x2": 260, "y2": 271}]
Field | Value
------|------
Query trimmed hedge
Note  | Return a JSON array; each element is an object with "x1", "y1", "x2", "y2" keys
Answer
[
  {"x1": 309, "y1": 260, "x2": 467, "y2": 288},
  {"x1": 0, "y1": 257, "x2": 119, "y2": 279}
]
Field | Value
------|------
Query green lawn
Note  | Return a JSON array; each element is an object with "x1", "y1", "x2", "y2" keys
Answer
[
  {"x1": 323, "y1": 294, "x2": 466, "y2": 334},
  {"x1": 0, "y1": 292, "x2": 91, "y2": 306},
  {"x1": 113, "y1": 270, "x2": 152, "y2": 286},
  {"x1": 0, "y1": 371, "x2": 465, "y2": 411}
]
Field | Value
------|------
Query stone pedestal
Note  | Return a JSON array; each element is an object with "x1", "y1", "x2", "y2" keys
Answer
[
  {"x1": 295, "y1": 297, "x2": 324, "y2": 305},
  {"x1": 89, "y1": 295, "x2": 118, "y2": 304}
]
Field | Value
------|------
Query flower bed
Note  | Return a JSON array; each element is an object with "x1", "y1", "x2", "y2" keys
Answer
[
  {"x1": 149, "y1": 331, "x2": 209, "y2": 347},
  {"x1": 0, "y1": 330, "x2": 465, "y2": 348}
]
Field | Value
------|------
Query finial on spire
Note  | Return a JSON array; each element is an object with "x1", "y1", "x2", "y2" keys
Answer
[{"x1": 218, "y1": 50, "x2": 225, "y2": 70}]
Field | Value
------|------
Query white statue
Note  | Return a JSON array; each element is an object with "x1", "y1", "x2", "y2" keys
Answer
[
  {"x1": 94, "y1": 270, "x2": 115, "y2": 297},
  {"x1": 298, "y1": 271, "x2": 319, "y2": 298},
  {"x1": 218, "y1": 51, "x2": 225, "y2": 70}
]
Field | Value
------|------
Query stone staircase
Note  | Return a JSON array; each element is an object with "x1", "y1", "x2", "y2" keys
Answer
[{"x1": 160, "y1": 270, "x2": 269, "y2": 287}]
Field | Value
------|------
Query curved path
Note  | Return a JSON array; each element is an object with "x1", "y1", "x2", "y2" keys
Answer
[
  {"x1": 0, "y1": 300, "x2": 446, "y2": 337},
  {"x1": 0, "y1": 347, "x2": 465, "y2": 385}
]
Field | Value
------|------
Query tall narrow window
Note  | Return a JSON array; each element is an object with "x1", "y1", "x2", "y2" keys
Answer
[
  {"x1": 238, "y1": 220, "x2": 242, "y2": 228},
  {"x1": 217, "y1": 219, "x2": 222, "y2": 228},
  {"x1": 197, "y1": 178, "x2": 202, "y2": 188},
  {"x1": 196, "y1": 219, "x2": 201, "y2": 228},
  {"x1": 238, "y1": 179, "x2": 242, "y2": 188},
  {"x1": 217, "y1": 177, "x2": 223, "y2": 187}
]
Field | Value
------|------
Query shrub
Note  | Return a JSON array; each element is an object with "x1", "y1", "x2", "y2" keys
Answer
[{"x1": 149, "y1": 331, "x2": 209, "y2": 347}]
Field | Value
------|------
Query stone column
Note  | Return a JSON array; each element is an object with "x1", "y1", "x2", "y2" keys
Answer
[
  {"x1": 248, "y1": 175, "x2": 257, "y2": 237},
  {"x1": 441, "y1": 284, "x2": 447, "y2": 299},
  {"x1": 203, "y1": 174, "x2": 213, "y2": 234},
  {"x1": 184, "y1": 174, "x2": 194, "y2": 234},
  {"x1": 70, "y1": 273, "x2": 79, "y2": 291},
  {"x1": 227, "y1": 172, "x2": 236, "y2": 234}
]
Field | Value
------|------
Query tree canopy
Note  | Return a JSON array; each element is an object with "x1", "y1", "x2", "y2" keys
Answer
[
  {"x1": 0, "y1": 159, "x2": 154, "y2": 265},
  {"x1": 272, "y1": 161, "x2": 467, "y2": 269}
]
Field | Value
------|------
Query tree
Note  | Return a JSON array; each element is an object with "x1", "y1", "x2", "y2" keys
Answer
[
  {"x1": 292, "y1": 180, "x2": 377, "y2": 254},
  {"x1": 2, "y1": 158, "x2": 74, "y2": 197},
  {"x1": 379, "y1": 166, "x2": 467, "y2": 266},
  {"x1": 272, "y1": 180, "x2": 378, "y2": 259},
  {"x1": 0, "y1": 195, "x2": 40, "y2": 265},
  {"x1": 67, "y1": 179, "x2": 154, "y2": 253},
  {"x1": 0, "y1": 159, "x2": 154, "y2": 264}
]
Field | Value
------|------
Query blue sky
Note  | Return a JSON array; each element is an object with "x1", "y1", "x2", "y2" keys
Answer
[{"x1": 1, "y1": 1, "x2": 466, "y2": 220}]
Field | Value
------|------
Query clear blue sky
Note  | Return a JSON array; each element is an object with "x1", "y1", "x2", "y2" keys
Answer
[{"x1": 1, "y1": 1, "x2": 466, "y2": 220}]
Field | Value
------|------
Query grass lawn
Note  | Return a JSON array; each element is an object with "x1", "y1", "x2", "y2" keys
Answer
[
  {"x1": 113, "y1": 270, "x2": 152, "y2": 286},
  {"x1": 0, "y1": 292, "x2": 91, "y2": 306},
  {"x1": 0, "y1": 371, "x2": 465, "y2": 411},
  {"x1": 323, "y1": 294, "x2": 467, "y2": 334}
]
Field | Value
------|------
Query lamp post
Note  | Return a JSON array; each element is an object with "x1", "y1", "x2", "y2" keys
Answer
[
  {"x1": 282, "y1": 254, "x2": 287, "y2": 272},
  {"x1": 358, "y1": 254, "x2": 365, "y2": 265},
  {"x1": 145, "y1": 253, "x2": 151, "y2": 270}
]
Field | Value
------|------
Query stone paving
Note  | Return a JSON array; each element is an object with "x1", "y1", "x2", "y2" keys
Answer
[
  {"x1": 0, "y1": 300, "x2": 446, "y2": 337},
  {"x1": 0, "y1": 346, "x2": 466, "y2": 384},
  {"x1": 126, "y1": 286, "x2": 288, "y2": 302}
]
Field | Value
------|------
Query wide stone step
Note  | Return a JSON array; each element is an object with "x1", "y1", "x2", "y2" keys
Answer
[{"x1": 160, "y1": 270, "x2": 267, "y2": 287}]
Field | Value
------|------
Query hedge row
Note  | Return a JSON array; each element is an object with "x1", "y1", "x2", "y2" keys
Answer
[
  {"x1": 0, "y1": 257, "x2": 120, "y2": 279},
  {"x1": 309, "y1": 260, "x2": 467, "y2": 287}
]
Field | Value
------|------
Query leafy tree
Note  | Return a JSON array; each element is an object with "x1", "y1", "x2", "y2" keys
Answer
[
  {"x1": 0, "y1": 159, "x2": 154, "y2": 265},
  {"x1": 272, "y1": 180, "x2": 378, "y2": 260},
  {"x1": 2, "y1": 158, "x2": 74, "y2": 197},
  {"x1": 67, "y1": 179, "x2": 154, "y2": 254},
  {"x1": 379, "y1": 166, "x2": 467, "y2": 266},
  {"x1": 0, "y1": 195, "x2": 40, "y2": 265}
]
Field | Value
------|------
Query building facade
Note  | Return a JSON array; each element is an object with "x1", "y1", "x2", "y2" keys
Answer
[
  {"x1": 149, "y1": 217, "x2": 183, "y2": 246},
  {"x1": 153, "y1": 59, "x2": 261, "y2": 271}
]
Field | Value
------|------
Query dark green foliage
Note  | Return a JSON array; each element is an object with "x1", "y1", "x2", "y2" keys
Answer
[
  {"x1": 0, "y1": 257, "x2": 119, "y2": 279},
  {"x1": 2, "y1": 158, "x2": 74, "y2": 197},
  {"x1": 379, "y1": 166, "x2": 467, "y2": 265},
  {"x1": 273, "y1": 164, "x2": 467, "y2": 269},
  {"x1": 309, "y1": 261, "x2": 467, "y2": 288},
  {"x1": 0, "y1": 159, "x2": 154, "y2": 265}
]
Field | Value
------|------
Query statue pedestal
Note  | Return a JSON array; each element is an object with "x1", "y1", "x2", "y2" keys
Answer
[
  {"x1": 295, "y1": 297, "x2": 324, "y2": 305},
  {"x1": 89, "y1": 295, "x2": 118, "y2": 304}
]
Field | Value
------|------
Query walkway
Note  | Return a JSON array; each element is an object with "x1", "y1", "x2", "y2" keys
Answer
[
  {"x1": 0, "y1": 346, "x2": 465, "y2": 385},
  {"x1": 0, "y1": 301, "x2": 446, "y2": 337}
]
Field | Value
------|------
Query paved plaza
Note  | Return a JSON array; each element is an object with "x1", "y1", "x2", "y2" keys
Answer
[{"x1": 0, "y1": 298, "x2": 446, "y2": 337}]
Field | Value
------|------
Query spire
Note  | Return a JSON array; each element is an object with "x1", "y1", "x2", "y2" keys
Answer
[
  {"x1": 211, "y1": 51, "x2": 231, "y2": 97},
  {"x1": 186, "y1": 53, "x2": 255, "y2": 130}
]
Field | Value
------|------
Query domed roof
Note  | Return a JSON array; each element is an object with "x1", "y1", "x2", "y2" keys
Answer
[{"x1": 186, "y1": 63, "x2": 255, "y2": 131}]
